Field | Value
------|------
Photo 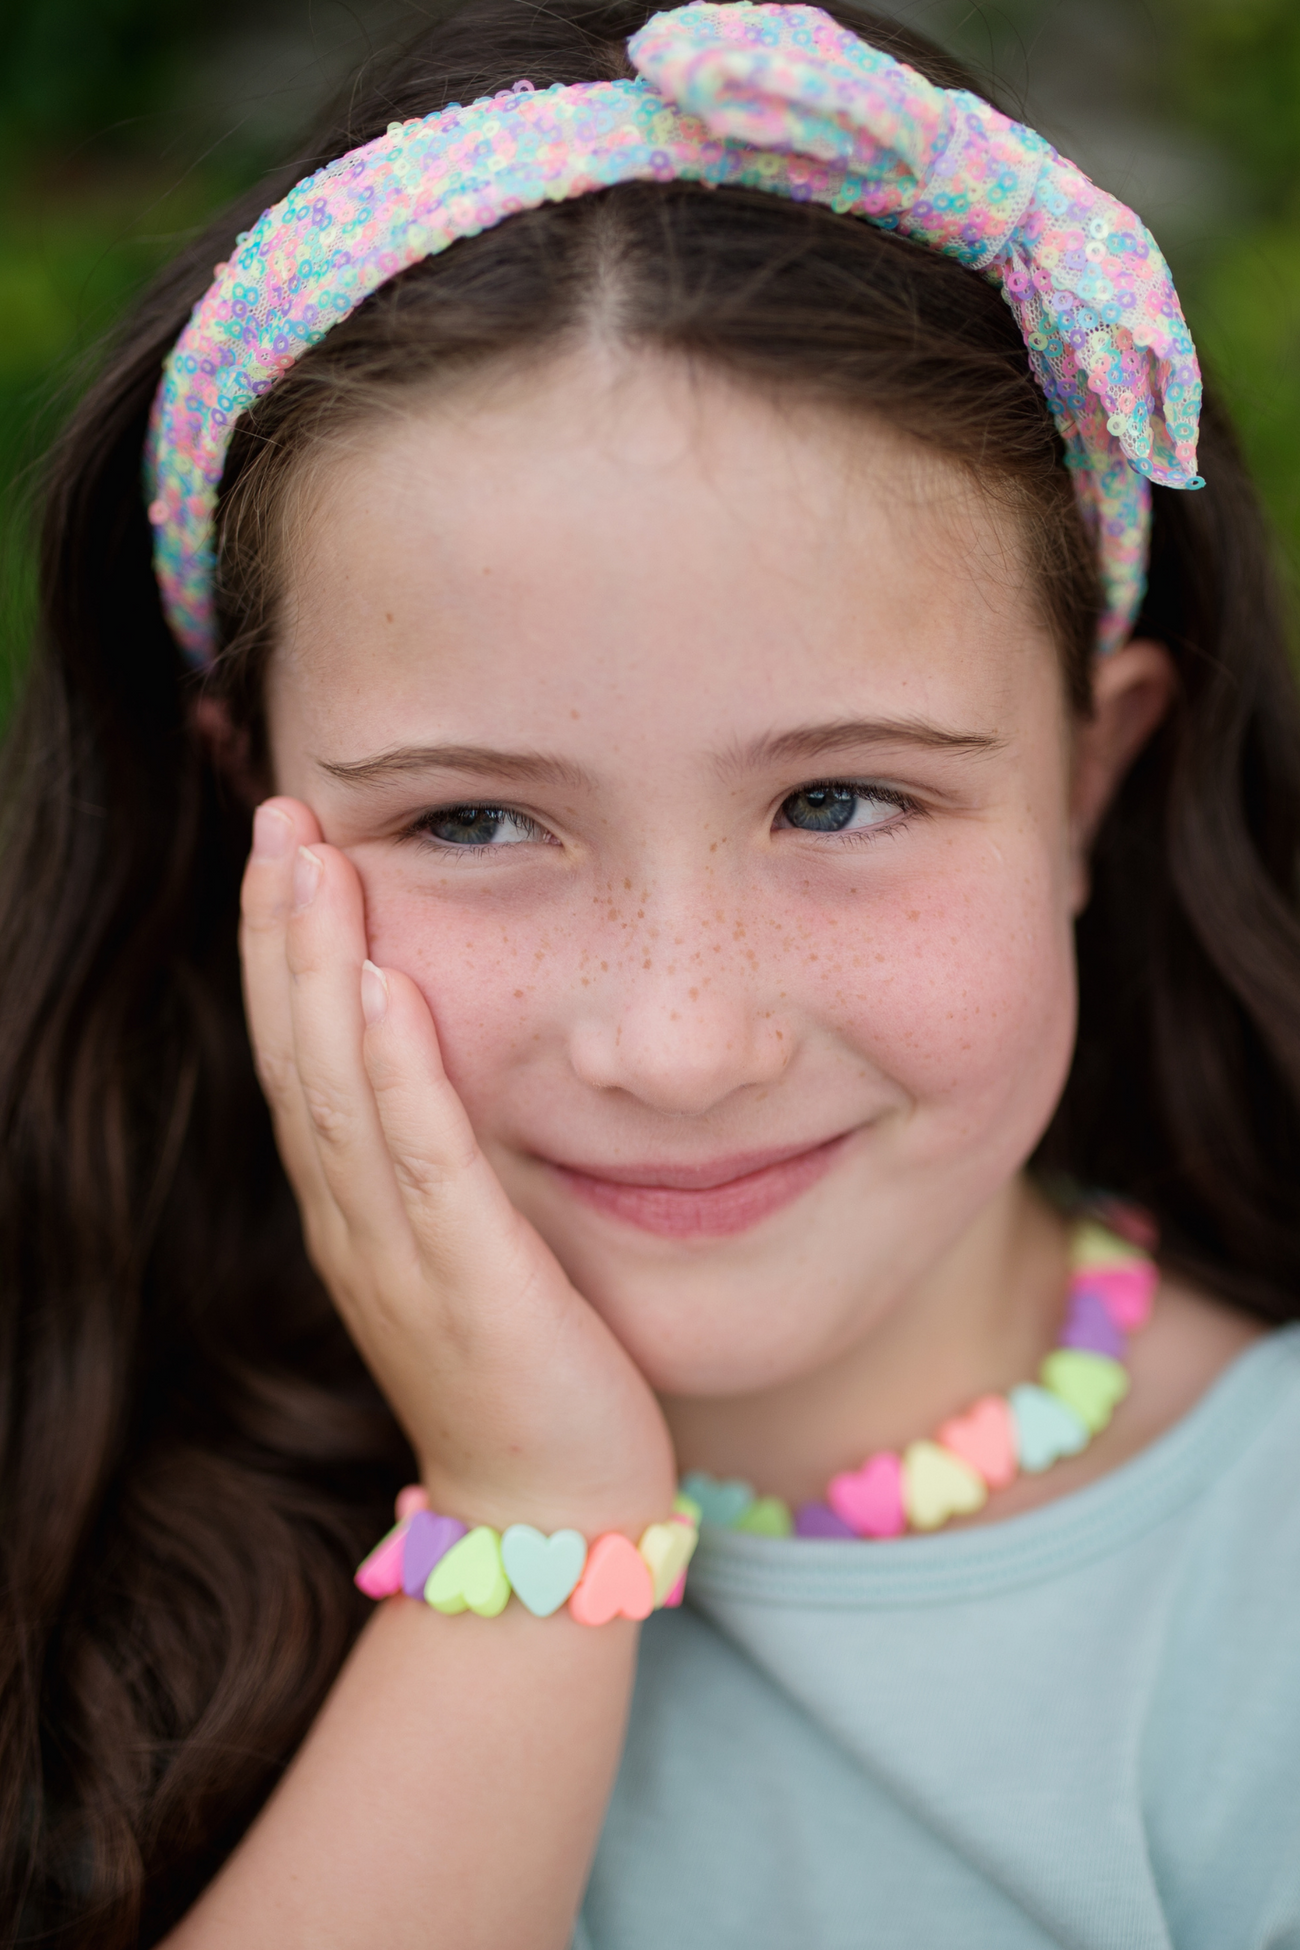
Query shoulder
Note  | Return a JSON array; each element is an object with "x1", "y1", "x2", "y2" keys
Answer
[{"x1": 1137, "y1": 1319, "x2": 1300, "y2": 1938}]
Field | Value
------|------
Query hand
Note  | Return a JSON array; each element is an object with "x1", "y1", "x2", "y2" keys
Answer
[{"x1": 239, "y1": 796, "x2": 677, "y2": 1538}]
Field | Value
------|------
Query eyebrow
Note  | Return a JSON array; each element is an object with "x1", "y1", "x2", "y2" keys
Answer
[
  {"x1": 316, "y1": 718, "x2": 1003, "y2": 792},
  {"x1": 727, "y1": 718, "x2": 1005, "y2": 774},
  {"x1": 318, "y1": 744, "x2": 594, "y2": 791}
]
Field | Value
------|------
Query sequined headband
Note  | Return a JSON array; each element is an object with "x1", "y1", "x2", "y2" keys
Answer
[{"x1": 145, "y1": 0, "x2": 1203, "y2": 665}]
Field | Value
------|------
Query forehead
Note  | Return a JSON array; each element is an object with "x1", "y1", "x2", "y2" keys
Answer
[{"x1": 272, "y1": 351, "x2": 1056, "y2": 752}]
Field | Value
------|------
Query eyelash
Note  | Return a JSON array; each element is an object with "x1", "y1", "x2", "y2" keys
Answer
[{"x1": 402, "y1": 781, "x2": 920, "y2": 856}]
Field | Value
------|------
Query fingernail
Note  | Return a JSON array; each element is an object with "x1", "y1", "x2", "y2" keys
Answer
[
  {"x1": 292, "y1": 847, "x2": 322, "y2": 910},
  {"x1": 252, "y1": 801, "x2": 293, "y2": 861},
  {"x1": 361, "y1": 959, "x2": 389, "y2": 1027}
]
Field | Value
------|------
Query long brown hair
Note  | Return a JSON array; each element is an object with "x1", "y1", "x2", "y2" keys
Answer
[{"x1": 2, "y1": 2, "x2": 1298, "y2": 1941}]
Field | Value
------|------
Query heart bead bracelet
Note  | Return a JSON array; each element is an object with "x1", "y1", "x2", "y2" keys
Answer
[
  {"x1": 682, "y1": 1212, "x2": 1158, "y2": 1542},
  {"x1": 355, "y1": 1488, "x2": 702, "y2": 1626}
]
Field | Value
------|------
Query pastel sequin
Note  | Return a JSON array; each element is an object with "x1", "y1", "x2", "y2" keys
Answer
[{"x1": 146, "y1": 2, "x2": 1202, "y2": 666}]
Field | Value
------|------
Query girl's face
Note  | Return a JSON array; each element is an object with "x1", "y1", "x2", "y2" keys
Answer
[{"x1": 267, "y1": 353, "x2": 1087, "y2": 1399}]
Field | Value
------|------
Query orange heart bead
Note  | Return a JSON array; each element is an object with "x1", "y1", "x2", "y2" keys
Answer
[
  {"x1": 569, "y1": 1533, "x2": 655, "y2": 1626},
  {"x1": 937, "y1": 1394, "x2": 1017, "y2": 1489}
]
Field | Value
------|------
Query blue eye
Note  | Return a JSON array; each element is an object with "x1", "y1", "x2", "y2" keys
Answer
[
  {"x1": 779, "y1": 782, "x2": 904, "y2": 834},
  {"x1": 417, "y1": 806, "x2": 540, "y2": 847}
]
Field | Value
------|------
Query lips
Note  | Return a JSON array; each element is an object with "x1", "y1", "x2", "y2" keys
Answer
[{"x1": 546, "y1": 1132, "x2": 852, "y2": 1238}]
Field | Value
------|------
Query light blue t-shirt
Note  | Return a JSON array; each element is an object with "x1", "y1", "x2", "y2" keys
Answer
[{"x1": 577, "y1": 1328, "x2": 1300, "y2": 1950}]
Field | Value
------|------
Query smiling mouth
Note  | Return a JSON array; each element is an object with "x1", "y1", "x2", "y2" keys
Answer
[{"x1": 545, "y1": 1132, "x2": 854, "y2": 1238}]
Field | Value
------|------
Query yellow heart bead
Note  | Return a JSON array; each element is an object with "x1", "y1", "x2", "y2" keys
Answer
[
  {"x1": 1069, "y1": 1220, "x2": 1148, "y2": 1272},
  {"x1": 902, "y1": 1440, "x2": 988, "y2": 1531},
  {"x1": 638, "y1": 1520, "x2": 698, "y2": 1605}
]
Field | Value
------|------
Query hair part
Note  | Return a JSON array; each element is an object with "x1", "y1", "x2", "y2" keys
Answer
[{"x1": 0, "y1": 1, "x2": 1298, "y2": 1941}]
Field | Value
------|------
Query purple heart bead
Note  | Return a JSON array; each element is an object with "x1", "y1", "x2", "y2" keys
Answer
[
  {"x1": 401, "y1": 1510, "x2": 467, "y2": 1596},
  {"x1": 1060, "y1": 1284, "x2": 1125, "y2": 1359},
  {"x1": 795, "y1": 1501, "x2": 857, "y2": 1539}
]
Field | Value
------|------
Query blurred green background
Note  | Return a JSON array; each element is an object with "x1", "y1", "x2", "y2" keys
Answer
[{"x1": 3, "y1": 0, "x2": 1300, "y2": 712}]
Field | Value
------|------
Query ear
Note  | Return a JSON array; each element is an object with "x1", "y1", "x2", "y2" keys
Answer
[
  {"x1": 1067, "y1": 637, "x2": 1176, "y2": 914},
  {"x1": 189, "y1": 692, "x2": 263, "y2": 808}
]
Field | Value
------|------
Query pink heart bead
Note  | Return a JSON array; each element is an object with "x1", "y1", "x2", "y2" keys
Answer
[
  {"x1": 395, "y1": 1484, "x2": 430, "y2": 1520},
  {"x1": 354, "y1": 1517, "x2": 411, "y2": 1599},
  {"x1": 1079, "y1": 1265, "x2": 1157, "y2": 1331},
  {"x1": 936, "y1": 1394, "x2": 1017, "y2": 1490},
  {"x1": 827, "y1": 1452, "x2": 905, "y2": 1539}
]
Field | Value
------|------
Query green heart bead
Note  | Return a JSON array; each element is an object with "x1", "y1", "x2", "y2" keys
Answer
[
  {"x1": 425, "y1": 1525, "x2": 511, "y2": 1617},
  {"x1": 1040, "y1": 1348, "x2": 1129, "y2": 1434},
  {"x1": 733, "y1": 1495, "x2": 794, "y2": 1538}
]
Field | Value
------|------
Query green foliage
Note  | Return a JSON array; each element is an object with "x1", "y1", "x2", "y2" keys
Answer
[{"x1": 1153, "y1": 0, "x2": 1300, "y2": 217}]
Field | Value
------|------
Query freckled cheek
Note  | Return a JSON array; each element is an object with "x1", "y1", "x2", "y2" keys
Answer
[
  {"x1": 790, "y1": 875, "x2": 1076, "y2": 1101},
  {"x1": 358, "y1": 882, "x2": 590, "y2": 1080}
]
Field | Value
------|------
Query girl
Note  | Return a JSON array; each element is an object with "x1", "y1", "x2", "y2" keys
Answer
[{"x1": 2, "y1": 0, "x2": 1299, "y2": 1944}]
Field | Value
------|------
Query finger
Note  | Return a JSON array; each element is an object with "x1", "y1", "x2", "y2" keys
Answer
[
  {"x1": 360, "y1": 962, "x2": 545, "y2": 1332},
  {"x1": 282, "y1": 840, "x2": 414, "y2": 1266},
  {"x1": 239, "y1": 797, "x2": 337, "y2": 1217}
]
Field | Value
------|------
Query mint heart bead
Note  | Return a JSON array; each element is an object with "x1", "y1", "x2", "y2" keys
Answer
[
  {"x1": 679, "y1": 1471, "x2": 755, "y2": 1528},
  {"x1": 1009, "y1": 1383, "x2": 1090, "y2": 1472},
  {"x1": 500, "y1": 1525, "x2": 588, "y2": 1617}
]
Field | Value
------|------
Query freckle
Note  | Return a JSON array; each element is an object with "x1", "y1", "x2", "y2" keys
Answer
[
  {"x1": 907, "y1": 911, "x2": 920, "y2": 922},
  {"x1": 667, "y1": 964, "x2": 676, "y2": 975},
  {"x1": 670, "y1": 1011, "x2": 680, "y2": 1021},
  {"x1": 809, "y1": 954, "x2": 818, "y2": 963},
  {"x1": 514, "y1": 989, "x2": 524, "y2": 998},
  {"x1": 689, "y1": 987, "x2": 698, "y2": 999},
  {"x1": 571, "y1": 709, "x2": 580, "y2": 720},
  {"x1": 775, "y1": 1030, "x2": 784, "y2": 1039},
  {"x1": 582, "y1": 977, "x2": 590, "y2": 986},
  {"x1": 710, "y1": 842, "x2": 717, "y2": 853},
  {"x1": 643, "y1": 959, "x2": 651, "y2": 969},
  {"x1": 637, "y1": 910, "x2": 644, "y2": 918},
  {"x1": 674, "y1": 938, "x2": 684, "y2": 946},
  {"x1": 624, "y1": 878, "x2": 631, "y2": 890},
  {"x1": 875, "y1": 954, "x2": 885, "y2": 963},
  {"x1": 385, "y1": 611, "x2": 394, "y2": 624},
  {"x1": 601, "y1": 961, "x2": 608, "y2": 971}
]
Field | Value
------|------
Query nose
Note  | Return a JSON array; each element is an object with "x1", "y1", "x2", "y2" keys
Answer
[{"x1": 566, "y1": 929, "x2": 791, "y2": 1117}]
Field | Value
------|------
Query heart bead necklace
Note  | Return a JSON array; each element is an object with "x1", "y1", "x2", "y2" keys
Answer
[{"x1": 679, "y1": 1211, "x2": 1159, "y2": 1543}]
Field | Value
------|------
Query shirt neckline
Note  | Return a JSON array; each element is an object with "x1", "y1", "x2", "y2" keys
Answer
[{"x1": 687, "y1": 1324, "x2": 1300, "y2": 1609}]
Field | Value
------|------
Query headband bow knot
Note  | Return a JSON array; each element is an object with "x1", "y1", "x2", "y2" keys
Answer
[{"x1": 146, "y1": 1, "x2": 1202, "y2": 664}]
